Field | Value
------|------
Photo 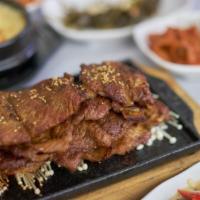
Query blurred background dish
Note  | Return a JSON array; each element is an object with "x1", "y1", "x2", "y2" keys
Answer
[
  {"x1": 0, "y1": 1, "x2": 26, "y2": 42},
  {"x1": 15, "y1": 0, "x2": 41, "y2": 13},
  {"x1": 62, "y1": 0, "x2": 159, "y2": 30},
  {"x1": 41, "y1": 0, "x2": 188, "y2": 42},
  {"x1": 0, "y1": 0, "x2": 36, "y2": 87},
  {"x1": 148, "y1": 26, "x2": 200, "y2": 65},
  {"x1": 16, "y1": 0, "x2": 40, "y2": 7},
  {"x1": 14, "y1": 0, "x2": 42, "y2": 23},
  {"x1": 133, "y1": 11, "x2": 200, "y2": 77}
]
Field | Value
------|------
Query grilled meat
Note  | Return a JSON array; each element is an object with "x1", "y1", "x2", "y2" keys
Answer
[
  {"x1": 0, "y1": 93, "x2": 30, "y2": 146},
  {"x1": 72, "y1": 97, "x2": 111, "y2": 123},
  {"x1": 55, "y1": 111, "x2": 132, "y2": 171},
  {"x1": 55, "y1": 100, "x2": 169, "y2": 171},
  {"x1": 0, "y1": 61, "x2": 170, "y2": 177},
  {"x1": 0, "y1": 74, "x2": 88, "y2": 147},
  {"x1": 111, "y1": 101, "x2": 146, "y2": 121},
  {"x1": 8, "y1": 74, "x2": 87, "y2": 138},
  {"x1": 80, "y1": 61, "x2": 154, "y2": 106},
  {"x1": 0, "y1": 151, "x2": 44, "y2": 175}
]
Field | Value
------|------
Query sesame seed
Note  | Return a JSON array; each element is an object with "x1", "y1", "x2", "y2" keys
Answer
[
  {"x1": 0, "y1": 116, "x2": 5, "y2": 122},
  {"x1": 38, "y1": 96, "x2": 47, "y2": 103},
  {"x1": 30, "y1": 89, "x2": 37, "y2": 93},
  {"x1": 45, "y1": 86, "x2": 52, "y2": 91},
  {"x1": 30, "y1": 94, "x2": 38, "y2": 100},
  {"x1": 10, "y1": 94, "x2": 17, "y2": 98},
  {"x1": 85, "y1": 64, "x2": 121, "y2": 85}
]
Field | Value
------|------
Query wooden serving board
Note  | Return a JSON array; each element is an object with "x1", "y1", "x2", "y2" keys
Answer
[{"x1": 74, "y1": 63, "x2": 200, "y2": 200}]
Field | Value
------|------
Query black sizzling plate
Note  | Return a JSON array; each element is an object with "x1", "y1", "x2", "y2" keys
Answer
[{"x1": 2, "y1": 59, "x2": 200, "y2": 200}]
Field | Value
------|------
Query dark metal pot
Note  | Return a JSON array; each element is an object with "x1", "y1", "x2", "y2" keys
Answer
[{"x1": 0, "y1": 0, "x2": 37, "y2": 88}]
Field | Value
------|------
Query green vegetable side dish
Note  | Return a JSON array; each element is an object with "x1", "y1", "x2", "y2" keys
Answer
[{"x1": 63, "y1": 0, "x2": 159, "y2": 30}]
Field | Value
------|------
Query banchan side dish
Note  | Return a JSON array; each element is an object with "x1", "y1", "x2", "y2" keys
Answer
[
  {"x1": 0, "y1": 0, "x2": 36, "y2": 77},
  {"x1": 0, "y1": 2, "x2": 26, "y2": 42}
]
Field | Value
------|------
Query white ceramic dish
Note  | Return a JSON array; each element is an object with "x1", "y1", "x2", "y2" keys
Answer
[
  {"x1": 133, "y1": 11, "x2": 200, "y2": 77},
  {"x1": 143, "y1": 162, "x2": 200, "y2": 200},
  {"x1": 41, "y1": 0, "x2": 188, "y2": 42}
]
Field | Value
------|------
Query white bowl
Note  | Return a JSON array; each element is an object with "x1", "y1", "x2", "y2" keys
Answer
[
  {"x1": 143, "y1": 162, "x2": 200, "y2": 200},
  {"x1": 41, "y1": 0, "x2": 188, "y2": 42},
  {"x1": 133, "y1": 12, "x2": 200, "y2": 77}
]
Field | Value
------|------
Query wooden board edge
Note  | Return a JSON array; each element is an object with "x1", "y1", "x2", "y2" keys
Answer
[{"x1": 135, "y1": 62, "x2": 200, "y2": 134}]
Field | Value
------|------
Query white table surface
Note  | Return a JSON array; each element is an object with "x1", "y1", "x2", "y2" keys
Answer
[{"x1": 23, "y1": 38, "x2": 200, "y2": 105}]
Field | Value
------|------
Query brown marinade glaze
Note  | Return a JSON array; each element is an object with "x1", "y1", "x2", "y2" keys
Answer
[{"x1": 0, "y1": 62, "x2": 170, "y2": 175}]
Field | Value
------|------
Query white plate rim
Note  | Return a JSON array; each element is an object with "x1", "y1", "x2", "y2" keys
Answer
[
  {"x1": 132, "y1": 11, "x2": 200, "y2": 76},
  {"x1": 142, "y1": 162, "x2": 200, "y2": 200}
]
